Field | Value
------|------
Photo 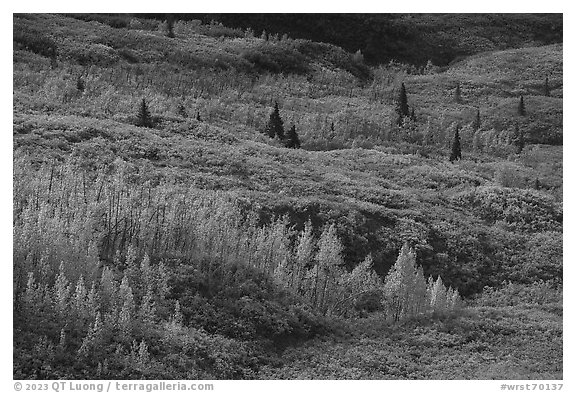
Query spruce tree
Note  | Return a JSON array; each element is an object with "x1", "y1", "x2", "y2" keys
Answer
[
  {"x1": 196, "y1": 111, "x2": 201, "y2": 121},
  {"x1": 473, "y1": 109, "x2": 481, "y2": 131},
  {"x1": 166, "y1": 15, "x2": 175, "y2": 38},
  {"x1": 454, "y1": 83, "x2": 462, "y2": 103},
  {"x1": 449, "y1": 124, "x2": 462, "y2": 162},
  {"x1": 136, "y1": 98, "x2": 153, "y2": 128},
  {"x1": 396, "y1": 83, "x2": 409, "y2": 126},
  {"x1": 264, "y1": 101, "x2": 285, "y2": 139},
  {"x1": 518, "y1": 95, "x2": 526, "y2": 116},
  {"x1": 76, "y1": 76, "x2": 85, "y2": 92},
  {"x1": 285, "y1": 124, "x2": 301, "y2": 148},
  {"x1": 544, "y1": 77, "x2": 550, "y2": 97}
]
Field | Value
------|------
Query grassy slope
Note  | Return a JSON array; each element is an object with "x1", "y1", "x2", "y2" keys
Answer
[
  {"x1": 13, "y1": 14, "x2": 563, "y2": 379},
  {"x1": 407, "y1": 44, "x2": 563, "y2": 144},
  {"x1": 257, "y1": 304, "x2": 562, "y2": 379}
]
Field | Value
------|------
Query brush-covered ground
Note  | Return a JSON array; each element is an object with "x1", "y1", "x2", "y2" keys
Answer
[{"x1": 13, "y1": 14, "x2": 562, "y2": 379}]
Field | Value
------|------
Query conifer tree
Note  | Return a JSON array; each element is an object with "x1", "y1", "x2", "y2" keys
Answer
[
  {"x1": 518, "y1": 95, "x2": 526, "y2": 116},
  {"x1": 285, "y1": 124, "x2": 301, "y2": 148},
  {"x1": 166, "y1": 15, "x2": 175, "y2": 38},
  {"x1": 136, "y1": 98, "x2": 153, "y2": 128},
  {"x1": 449, "y1": 124, "x2": 462, "y2": 162},
  {"x1": 473, "y1": 109, "x2": 481, "y2": 131},
  {"x1": 396, "y1": 83, "x2": 409, "y2": 126},
  {"x1": 196, "y1": 111, "x2": 201, "y2": 121},
  {"x1": 410, "y1": 107, "x2": 416, "y2": 121},
  {"x1": 264, "y1": 101, "x2": 285, "y2": 139},
  {"x1": 76, "y1": 76, "x2": 85, "y2": 92},
  {"x1": 544, "y1": 77, "x2": 550, "y2": 97},
  {"x1": 454, "y1": 82, "x2": 462, "y2": 103}
]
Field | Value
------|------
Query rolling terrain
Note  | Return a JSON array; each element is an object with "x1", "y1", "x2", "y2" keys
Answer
[{"x1": 13, "y1": 14, "x2": 562, "y2": 379}]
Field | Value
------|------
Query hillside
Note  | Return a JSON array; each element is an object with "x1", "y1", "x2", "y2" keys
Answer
[
  {"x1": 12, "y1": 14, "x2": 562, "y2": 380},
  {"x1": 82, "y1": 13, "x2": 563, "y2": 66}
]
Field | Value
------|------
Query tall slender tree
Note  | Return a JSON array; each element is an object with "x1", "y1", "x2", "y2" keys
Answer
[
  {"x1": 264, "y1": 101, "x2": 285, "y2": 139},
  {"x1": 166, "y1": 15, "x2": 175, "y2": 38},
  {"x1": 518, "y1": 95, "x2": 526, "y2": 116},
  {"x1": 449, "y1": 124, "x2": 462, "y2": 162},
  {"x1": 454, "y1": 83, "x2": 462, "y2": 103},
  {"x1": 285, "y1": 124, "x2": 301, "y2": 148},
  {"x1": 473, "y1": 109, "x2": 481, "y2": 131},
  {"x1": 544, "y1": 77, "x2": 550, "y2": 97},
  {"x1": 396, "y1": 83, "x2": 409, "y2": 126},
  {"x1": 136, "y1": 98, "x2": 153, "y2": 128},
  {"x1": 76, "y1": 75, "x2": 85, "y2": 92}
]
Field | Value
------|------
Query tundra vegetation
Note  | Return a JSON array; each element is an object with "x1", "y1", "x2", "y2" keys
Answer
[{"x1": 13, "y1": 14, "x2": 562, "y2": 379}]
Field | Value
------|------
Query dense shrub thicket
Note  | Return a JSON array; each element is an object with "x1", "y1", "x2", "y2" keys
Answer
[
  {"x1": 14, "y1": 156, "x2": 460, "y2": 378},
  {"x1": 13, "y1": 13, "x2": 562, "y2": 379}
]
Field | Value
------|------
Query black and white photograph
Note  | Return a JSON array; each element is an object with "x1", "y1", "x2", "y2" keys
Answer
[{"x1": 11, "y1": 9, "x2": 565, "y2": 386}]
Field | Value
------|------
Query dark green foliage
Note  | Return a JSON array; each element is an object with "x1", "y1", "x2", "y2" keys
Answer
[
  {"x1": 285, "y1": 125, "x2": 301, "y2": 149},
  {"x1": 66, "y1": 13, "x2": 130, "y2": 29},
  {"x1": 396, "y1": 83, "x2": 409, "y2": 126},
  {"x1": 241, "y1": 43, "x2": 310, "y2": 75},
  {"x1": 76, "y1": 76, "x2": 85, "y2": 92},
  {"x1": 13, "y1": 28, "x2": 58, "y2": 59},
  {"x1": 518, "y1": 95, "x2": 526, "y2": 116},
  {"x1": 166, "y1": 15, "x2": 175, "y2": 38},
  {"x1": 544, "y1": 77, "x2": 550, "y2": 97},
  {"x1": 449, "y1": 124, "x2": 462, "y2": 162},
  {"x1": 183, "y1": 14, "x2": 562, "y2": 66},
  {"x1": 473, "y1": 109, "x2": 481, "y2": 131},
  {"x1": 196, "y1": 111, "x2": 202, "y2": 122},
  {"x1": 264, "y1": 102, "x2": 285, "y2": 139},
  {"x1": 454, "y1": 83, "x2": 462, "y2": 103},
  {"x1": 136, "y1": 98, "x2": 153, "y2": 128}
]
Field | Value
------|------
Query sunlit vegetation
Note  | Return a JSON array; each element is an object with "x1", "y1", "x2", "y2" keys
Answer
[{"x1": 13, "y1": 13, "x2": 562, "y2": 379}]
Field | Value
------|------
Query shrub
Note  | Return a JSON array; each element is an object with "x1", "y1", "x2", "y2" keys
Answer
[
  {"x1": 474, "y1": 280, "x2": 562, "y2": 307},
  {"x1": 13, "y1": 29, "x2": 57, "y2": 59},
  {"x1": 241, "y1": 43, "x2": 310, "y2": 75}
]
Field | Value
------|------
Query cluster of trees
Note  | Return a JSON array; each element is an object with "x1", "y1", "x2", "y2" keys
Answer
[
  {"x1": 394, "y1": 80, "x2": 546, "y2": 161},
  {"x1": 263, "y1": 101, "x2": 301, "y2": 148},
  {"x1": 13, "y1": 155, "x2": 462, "y2": 376},
  {"x1": 14, "y1": 155, "x2": 459, "y2": 320}
]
